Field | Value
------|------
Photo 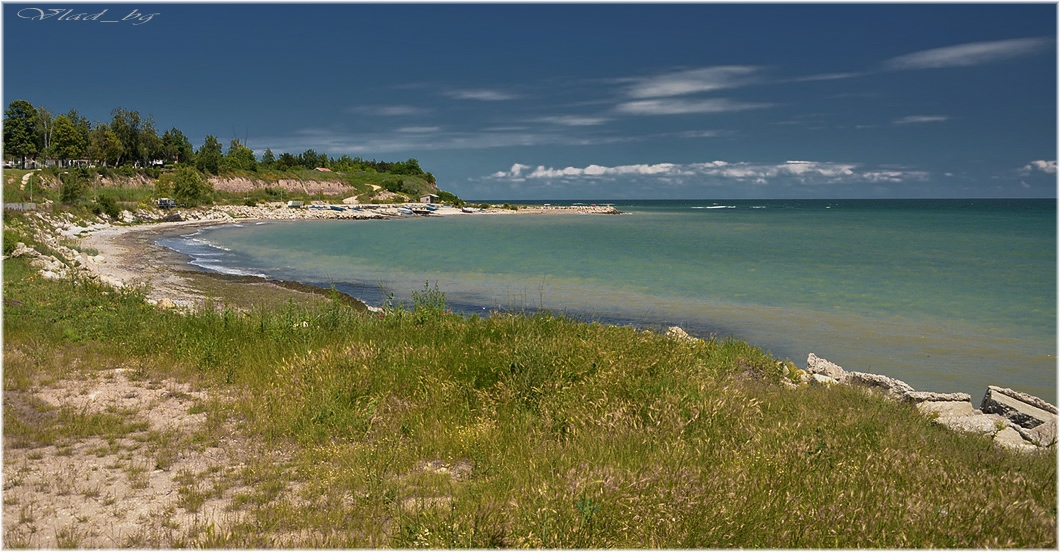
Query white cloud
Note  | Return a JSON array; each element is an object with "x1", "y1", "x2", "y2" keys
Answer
[
  {"x1": 345, "y1": 105, "x2": 428, "y2": 116},
  {"x1": 893, "y1": 115, "x2": 949, "y2": 125},
  {"x1": 615, "y1": 98, "x2": 772, "y2": 115},
  {"x1": 882, "y1": 37, "x2": 1051, "y2": 71},
  {"x1": 1022, "y1": 160, "x2": 1057, "y2": 174},
  {"x1": 533, "y1": 115, "x2": 611, "y2": 126},
  {"x1": 489, "y1": 160, "x2": 928, "y2": 185},
  {"x1": 396, "y1": 126, "x2": 440, "y2": 133},
  {"x1": 625, "y1": 66, "x2": 761, "y2": 98},
  {"x1": 444, "y1": 89, "x2": 520, "y2": 101}
]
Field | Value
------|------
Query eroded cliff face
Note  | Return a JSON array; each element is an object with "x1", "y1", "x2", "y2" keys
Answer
[{"x1": 207, "y1": 176, "x2": 350, "y2": 195}]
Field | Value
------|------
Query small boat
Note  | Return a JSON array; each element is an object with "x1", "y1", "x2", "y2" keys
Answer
[
  {"x1": 308, "y1": 205, "x2": 327, "y2": 210},
  {"x1": 461, "y1": 206, "x2": 477, "y2": 213},
  {"x1": 396, "y1": 207, "x2": 414, "y2": 216},
  {"x1": 329, "y1": 205, "x2": 346, "y2": 211}
]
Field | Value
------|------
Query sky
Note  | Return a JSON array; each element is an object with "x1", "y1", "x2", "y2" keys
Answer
[{"x1": 3, "y1": 2, "x2": 1057, "y2": 200}]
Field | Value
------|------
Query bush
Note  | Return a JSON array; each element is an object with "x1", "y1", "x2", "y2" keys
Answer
[{"x1": 91, "y1": 194, "x2": 121, "y2": 219}]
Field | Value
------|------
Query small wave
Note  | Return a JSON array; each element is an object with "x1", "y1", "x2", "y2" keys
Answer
[{"x1": 189, "y1": 260, "x2": 267, "y2": 278}]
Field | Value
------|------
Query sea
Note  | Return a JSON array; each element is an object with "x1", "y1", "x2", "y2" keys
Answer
[{"x1": 157, "y1": 199, "x2": 1057, "y2": 405}]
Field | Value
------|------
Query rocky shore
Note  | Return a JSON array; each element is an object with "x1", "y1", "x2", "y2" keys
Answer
[{"x1": 802, "y1": 353, "x2": 1057, "y2": 452}]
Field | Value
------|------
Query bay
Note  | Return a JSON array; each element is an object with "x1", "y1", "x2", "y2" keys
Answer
[{"x1": 159, "y1": 199, "x2": 1057, "y2": 404}]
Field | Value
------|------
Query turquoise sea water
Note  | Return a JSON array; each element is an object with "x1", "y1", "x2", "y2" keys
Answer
[{"x1": 159, "y1": 199, "x2": 1057, "y2": 404}]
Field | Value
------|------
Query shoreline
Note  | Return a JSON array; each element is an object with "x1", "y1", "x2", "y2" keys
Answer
[{"x1": 72, "y1": 202, "x2": 619, "y2": 309}]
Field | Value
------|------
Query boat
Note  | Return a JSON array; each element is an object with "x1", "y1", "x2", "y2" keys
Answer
[
  {"x1": 461, "y1": 206, "x2": 477, "y2": 213},
  {"x1": 396, "y1": 207, "x2": 414, "y2": 216},
  {"x1": 329, "y1": 205, "x2": 346, "y2": 211}
]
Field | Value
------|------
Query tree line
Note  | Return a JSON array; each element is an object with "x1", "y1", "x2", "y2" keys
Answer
[{"x1": 2, "y1": 99, "x2": 435, "y2": 183}]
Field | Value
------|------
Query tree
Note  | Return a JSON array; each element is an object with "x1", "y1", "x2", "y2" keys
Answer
[
  {"x1": 35, "y1": 105, "x2": 53, "y2": 162},
  {"x1": 172, "y1": 166, "x2": 212, "y2": 206},
  {"x1": 275, "y1": 152, "x2": 297, "y2": 171},
  {"x1": 195, "y1": 135, "x2": 223, "y2": 174},
  {"x1": 140, "y1": 119, "x2": 163, "y2": 165},
  {"x1": 222, "y1": 139, "x2": 257, "y2": 172},
  {"x1": 4, "y1": 100, "x2": 39, "y2": 168},
  {"x1": 162, "y1": 128, "x2": 194, "y2": 165},
  {"x1": 88, "y1": 125, "x2": 123, "y2": 167},
  {"x1": 59, "y1": 167, "x2": 90, "y2": 203},
  {"x1": 260, "y1": 148, "x2": 275, "y2": 169},
  {"x1": 50, "y1": 115, "x2": 87, "y2": 164}
]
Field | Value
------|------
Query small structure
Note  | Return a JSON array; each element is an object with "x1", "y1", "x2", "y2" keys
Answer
[
  {"x1": 286, "y1": 200, "x2": 305, "y2": 209},
  {"x1": 313, "y1": 167, "x2": 332, "y2": 172},
  {"x1": 420, "y1": 193, "x2": 440, "y2": 204},
  {"x1": 157, "y1": 197, "x2": 177, "y2": 209}
]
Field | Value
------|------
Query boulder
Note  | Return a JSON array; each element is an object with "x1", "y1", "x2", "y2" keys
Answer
[
  {"x1": 1015, "y1": 419, "x2": 1057, "y2": 447},
  {"x1": 904, "y1": 391, "x2": 972, "y2": 404},
  {"x1": 806, "y1": 353, "x2": 848, "y2": 382},
  {"x1": 980, "y1": 386, "x2": 1057, "y2": 429},
  {"x1": 845, "y1": 371, "x2": 915, "y2": 400},
  {"x1": 917, "y1": 400, "x2": 976, "y2": 418},
  {"x1": 666, "y1": 326, "x2": 698, "y2": 342},
  {"x1": 934, "y1": 412, "x2": 1008, "y2": 435},
  {"x1": 993, "y1": 427, "x2": 1038, "y2": 452}
]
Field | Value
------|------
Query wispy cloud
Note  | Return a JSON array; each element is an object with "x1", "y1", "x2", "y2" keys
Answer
[
  {"x1": 344, "y1": 105, "x2": 429, "y2": 116},
  {"x1": 444, "y1": 88, "x2": 521, "y2": 101},
  {"x1": 1021, "y1": 159, "x2": 1057, "y2": 174},
  {"x1": 882, "y1": 37, "x2": 1051, "y2": 71},
  {"x1": 624, "y1": 66, "x2": 762, "y2": 98},
  {"x1": 616, "y1": 98, "x2": 772, "y2": 116},
  {"x1": 396, "y1": 126, "x2": 440, "y2": 133},
  {"x1": 893, "y1": 115, "x2": 949, "y2": 125},
  {"x1": 489, "y1": 160, "x2": 929, "y2": 185},
  {"x1": 532, "y1": 115, "x2": 611, "y2": 126}
]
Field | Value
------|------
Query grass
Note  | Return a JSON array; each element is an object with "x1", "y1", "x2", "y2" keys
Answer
[{"x1": 2, "y1": 248, "x2": 1056, "y2": 547}]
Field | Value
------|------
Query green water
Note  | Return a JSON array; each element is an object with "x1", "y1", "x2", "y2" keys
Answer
[{"x1": 165, "y1": 199, "x2": 1056, "y2": 403}]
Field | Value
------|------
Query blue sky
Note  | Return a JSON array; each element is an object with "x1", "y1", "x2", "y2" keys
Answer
[{"x1": 4, "y1": 2, "x2": 1056, "y2": 199}]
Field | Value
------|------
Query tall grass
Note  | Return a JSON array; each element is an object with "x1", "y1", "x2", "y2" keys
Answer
[{"x1": 3, "y1": 257, "x2": 1056, "y2": 547}]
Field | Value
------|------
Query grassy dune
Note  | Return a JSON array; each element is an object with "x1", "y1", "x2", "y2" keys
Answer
[{"x1": 3, "y1": 254, "x2": 1056, "y2": 547}]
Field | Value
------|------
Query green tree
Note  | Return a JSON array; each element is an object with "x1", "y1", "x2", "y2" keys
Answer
[
  {"x1": 59, "y1": 167, "x2": 90, "y2": 203},
  {"x1": 109, "y1": 107, "x2": 142, "y2": 166},
  {"x1": 222, "y1": 139, "x2": 258, "y2": 172},
  {"x1": 88, "y1": 125, "x2": 123, "y2": 167},
  {"x1": 35, "y1": 105, "x2": 53, "y2": 162},
  {"x1": 3, "y1": 100, "x2": 39, "y2": 168},
  {"x1": 172, "y1": 166, "x2": 213, "y2": 206},
  {"x1": 260, "y1": 148, "x2": 276, "y2": 169},
  {"x1": 276, "y1": 152, "x2": 297, "y2": 170},
  {"x1": 162, "y1": 128, "x2": 194, "y2": 165},
  {"x1": 195, "y1": 135, "x2": 223, "y2": 175},
  {"x1": 50, "y1": 115, "x2": 87, "y2": 165}
]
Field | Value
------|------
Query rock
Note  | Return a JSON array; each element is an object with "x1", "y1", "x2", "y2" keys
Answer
[
  {"x1": 980, "y1": 386, "x2": 1057, "y2": 429},
  {"x1": 1020, "y1": 419, "x2": 1057, "y2": 447},
  {"x1": 917, "y1": 400, "x2": 976, "y2": 418},
  {"x1": 934, "y1": 412, "x2": 1008, "y2": 435},
  {"x1": 666, "y1": 326, "x2": 698, "y2": 342},
  {"x1": 904, "y1": 391, "x2": 972, "y2": 404},
  {"x1": 157, "y1": 298, "x2": 175, "y2": 310},
  {"x1": 993, "y1": 427, "x2": 1038, "y2": 452},
  {"x1": 811, "y1": 373, "x2": 838, "y2": 385},
  {"x1": 845, "y1": 371, "x2": 915, "y2": 400},
  {"x1": 806, "y1": 353, "x2": 848, "y2": 382}
]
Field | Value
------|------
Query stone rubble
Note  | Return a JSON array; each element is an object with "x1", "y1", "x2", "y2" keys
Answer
[{"x1": 804, "y1": 353, "x2": 1056, "y2": 452}]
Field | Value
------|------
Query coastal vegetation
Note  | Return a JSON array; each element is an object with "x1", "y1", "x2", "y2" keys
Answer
[
  {"x1": 3, "y1": 216, "x2": 1055, "y2": 546},
  {"x1": 3, "y1": 99, "x2": 456, "y2": 209}
]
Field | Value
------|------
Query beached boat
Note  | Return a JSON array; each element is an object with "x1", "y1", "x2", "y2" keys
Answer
[
  {"x1": 396, "y1": 207, "x2": 414, "y2": 216},
  {"x1": 329, "y1": 205, "x2": 346, "y2": 211}
]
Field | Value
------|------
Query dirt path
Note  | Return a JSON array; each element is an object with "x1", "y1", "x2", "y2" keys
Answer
[{"x1": 2, "y1": 367, "x2": 264, "y2": 547}]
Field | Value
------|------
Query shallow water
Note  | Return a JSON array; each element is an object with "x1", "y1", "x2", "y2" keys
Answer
[{"x1": 159, "y1": 199, "x2": 1057, "y2": 404}]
